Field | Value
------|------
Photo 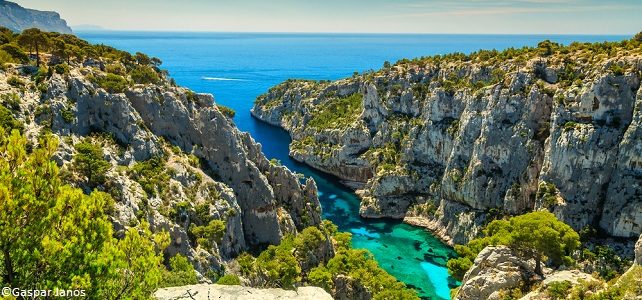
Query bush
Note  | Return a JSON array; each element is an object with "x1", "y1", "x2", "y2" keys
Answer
[
  {"x1": 547, "y1": 280, "x2": 571, "y2": 300},
  {"x1": 0, "y1": 49, "x2": 15, "y2": 68},
  {"x1": 217, "y1": 274, "x2": 241, "y2": 285},
  {"x1": 308, "y1": 93, "x2": 363, "y2": 130},
  {"x1": 54, "y1": 63, "x2": 70, "y2": 75},
  {"x1": 160, "y1": 255, "x2": 198, "y2": 288},
  {"x1": 0, "y1": 43, "x2": 29, "y2": 63},
  {"x1": 0, "y1": 93, "x2": 21, "y2": 110},
  {"x1": 0, "y1": 105, "x2": 23, "y2": 132},
  {"x1": 217, "y1": 104, "x2": 236, "y2": 118},
  {"x1": 61, "y1": 106, "x2": 75, "y2": 123},
  {"x1": 255, "y1": 237, "x2": 302, "y2": 289},
  {"x1": 92, "y1": 73, "x2": 130, "y2": 93},
  {"x1": 72, "y1": 140, "x2": 111, "y2": 188},
  {"x1": 189, "y1": 219, "x2": 226, "y2": 249},
  {"x1": 130, "y1": 65, "x2": 161, "y2": 84},
  {"x1": 446, "y1": 256, "x2": 473, "y2": 281},
  {"x1": 633, "y1": 31, "x2": 642, "y2": 42},
  {"x1": 609, "y1": 63, "x2": 625, "y2": 76},
  {"x1": 130, "y1": 156, "x2": 170, "y2": 197},
  {"x1": 7, "y1": 76, "x2": 25, "y2": 88}
]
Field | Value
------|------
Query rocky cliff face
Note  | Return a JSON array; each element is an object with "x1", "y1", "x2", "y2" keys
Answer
[
  {"x1": 0, "y1": 1, "x2": 72, "y2": 33},
  {"x1": 0, "y1": 63, "x2": 321, "y2": 277},
  {"x1": 635, "y1": 234, "x2": 642, "y2": 266},
  {"x1": 252, "y1": 40, "x2": 642, "y2": 244}
]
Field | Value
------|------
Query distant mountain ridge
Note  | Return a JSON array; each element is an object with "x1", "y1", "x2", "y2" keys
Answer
[{"x1": 0, "y1": 0, "x2": 72, "y2": 33}]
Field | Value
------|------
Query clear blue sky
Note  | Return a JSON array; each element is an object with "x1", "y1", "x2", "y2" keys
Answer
[{"x1": 13, "y1": 0, "x2": 642, "y2": 34}]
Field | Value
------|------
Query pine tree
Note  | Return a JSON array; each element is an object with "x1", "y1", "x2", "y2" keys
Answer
[{"x1": 0, "y1": 129, "x2": 169, "y2": 298}]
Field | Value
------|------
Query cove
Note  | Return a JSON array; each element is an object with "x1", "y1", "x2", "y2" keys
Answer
[
  {"x1": 251, "y1": 122, "x2": 458, "y2": 300},
  {"x1": 77, "y1": 32, "x2": 627, "y2": 299}
]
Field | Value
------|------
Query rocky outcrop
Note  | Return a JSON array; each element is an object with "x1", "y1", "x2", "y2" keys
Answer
[
  {"x1": 0, "y1": 61, "x2": 322, "y2": 278},
  {"x1": 153, "y1": 284, "x2": 332, "y2": 300},
  {"x1": 454, "y1": 246, "x2": 536, "y2": 300},
  {"x1": 0, "y1": 1, "x2": 72, "y2": 33},
  {"x1": 252, "y1": 41, "x2": 642, "y2": 244},
  {"x1": 333, "y1": 275, "x2": 372, "y2": 300},
  {"x1": 454, "y1": 246, "x2": 615, "y2": 300},
  {"x1": 520, "y1": 270, "x2": 601, "y2": 300}
]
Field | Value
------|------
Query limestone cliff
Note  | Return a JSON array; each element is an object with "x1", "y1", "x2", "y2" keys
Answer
[
  {"x1": 0, "y1": 1, "x2": 72, "y2": 33},
  {"x1": 0, "y1": 60, "x2": 321, "y2": 278},
  {"x1": 252, "y1": 38, "x2": 642, "y2": 244}
]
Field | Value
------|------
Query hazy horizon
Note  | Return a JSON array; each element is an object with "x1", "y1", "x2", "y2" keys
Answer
[
  {"x1": 70, "y1": 30, "x2": 632, "y2": 36},
  {"x1": 11, "y1": 0, "x2": 642, "y2": 35}
]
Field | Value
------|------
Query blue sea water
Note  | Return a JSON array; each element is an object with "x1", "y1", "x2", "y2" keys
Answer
[{"x1": 78, "y1": 31, "x2": 626, "y2": 299}]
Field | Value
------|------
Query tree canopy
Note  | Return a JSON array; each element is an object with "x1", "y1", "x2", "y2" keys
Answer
[
  {"x1": 447, "y1": 211, "x2": 580, "y2": 280},
  {"x1": 17, "y1": 28, "x2": 49, "y2": 66},
  {"x1": 0, "y1": 128, "x2": 188, "y2": 298},
  {"x1": 71, "y1": 140, "x2": 111, "y2": 189}
]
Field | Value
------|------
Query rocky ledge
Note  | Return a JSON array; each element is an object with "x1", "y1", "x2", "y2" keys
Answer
[{"x1": 154, "y1": 284, "x2": 332, "y2": 300}]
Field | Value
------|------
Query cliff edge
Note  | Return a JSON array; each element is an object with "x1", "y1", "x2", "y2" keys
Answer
[{"x1": 0, "y1": 0, "x2": 72, "y2": 33}]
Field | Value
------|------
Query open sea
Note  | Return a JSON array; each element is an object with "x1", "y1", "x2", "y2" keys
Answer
[{"x1": 78, "y1": 32, "x2": 627, "y2": 299}]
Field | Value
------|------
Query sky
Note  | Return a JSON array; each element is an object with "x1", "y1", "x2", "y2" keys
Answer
[{"x1": 12, "y1": 0, "x2": 642, "y2": 34}]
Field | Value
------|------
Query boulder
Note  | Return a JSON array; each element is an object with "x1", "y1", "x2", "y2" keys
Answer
[{"x1": 455, "y1": 246, "x2": 535, "y2": 300}]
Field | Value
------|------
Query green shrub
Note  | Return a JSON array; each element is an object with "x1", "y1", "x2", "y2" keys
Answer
[
  {"x1": 189, "y1": 219, "x2": 226, "y2": 249},
  {"x1": 72, "y1": 140, "x2": 111, "y2": 188},
  {"x1": 54, "y1": 63, "x2": 70, "y2": 75},
  {"x1": 0, "y1": 43, "x2": 29, "y2": 63},
  {"x1": 216, "y1": 274, "x2": 241, "y2": 285},
  {"x1": 255, "y1": 236, "x2": 301, "y2": 289},
  {"x1": 0, "y1": 93, "x2": 21, "y2": 110},
  {"x1": 237, "y1": 252, "x2": 256, "y2": 276},
  {"x1": 160, "y1": 254, "x2": 198, "y2": 288},
  {"x1": 563, "y1": 121, "x2": 579, "y2": 132},
  {"x1": 308, "y1": 93, "x2": 363, "y2": 130},
  {"x1": 609, "y1": 63, "x2": 625, "y2": 76},
  {"x1": 61, "y1": 106, "x2": 75, "y2": 123},
  {"x1": 537, "y1": 181, "x2": 559, "y2": 207},
  {"x1": 446, "y1": 256, "x2": 473, "y2": 281},
  {"x1": 130, "y1": 156, "x2": 170, "y2": 197},
  {"x1": 130, "y1": 65, "x2": 161, "y2": 84},
  {"x1": 7, "y1": 76, "x2": 25, "y2": 88},
  {"x1": 0, "y1": 49, "x2": 15, "y2": 68},
  {"x1": 0, "y1": 104, "x2": 23, "y2": 133},
  {"x1": 547, "y1": 280, "x2": 571, "y2": 300},
  {"x1": 185, "y1": 90, "x2": 199, "y2": 102},
  {"x1": 92, "y1": 73, "x2": 130, "y2": 93},
  {"x1": 217, "y1": 104, "x2": 236, "y2": 118},
  {"x1": 105, "y1": 63, "x2": 126, "y2": 75}
]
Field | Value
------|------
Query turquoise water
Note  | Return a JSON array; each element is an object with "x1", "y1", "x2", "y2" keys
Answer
[{"x1": 78, "y1": 32, "x2": 626, "y2": 299}]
